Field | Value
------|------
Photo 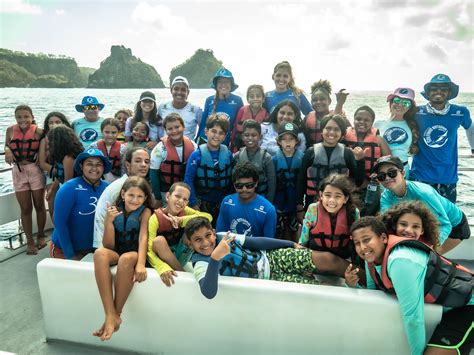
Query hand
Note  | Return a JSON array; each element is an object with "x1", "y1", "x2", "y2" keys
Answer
[
  {"x1": 351, "y1": 146, "x2": 365, "y2": 160},
  {"x1": 105, "y1": 202, "x2": 122, "y2": 223},
  {"x1": 145, "y1": 141, "x2": 158, "y2": 150},
  {"x1": 134, "y1": 264, "x2": 147, "y2": 283},
  {"x1": 211, "y1": 232, "x2": 235, "y2": 261},
  {"x1": 163, "y1": 214, "x2": 182, "y2": 229},
  {"x1": 293, "y1": 243, "x2": 306, "y2": 249},
  {"x1": 335, "y1": 89, "x2": 349, "y2": 105},
  {"x1": 4, "y1": 149, "x2": 15, "y2": 165},
  {"x1": 344, "y1": 263, "x2": 360, "y2": 287},
  {"x1": 160, "y1": 270, "x2": 177, "y2": 287}
]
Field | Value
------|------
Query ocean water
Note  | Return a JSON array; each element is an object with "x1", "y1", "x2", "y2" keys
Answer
[{"x1": 0, "y1": 88, "x2": 473, "y2": 221}]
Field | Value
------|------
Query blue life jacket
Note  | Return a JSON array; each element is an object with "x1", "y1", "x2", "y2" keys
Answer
[
  {"x1": 53, "y1": 162, "x2": 65, "y2": 184},
  {"x1": 274, "y1": 149, "x2": 303, "y2": 210},
  {"x1": 220, "y1": 239, "x2": 262, "y2": 278},
  {"x1": 237, "y1": 148, "x2": 269, "y2": 197},
  {"x1": 195, "y1": 144, "x2": 232, "y2": 195},
  {"x1": 113, "y1": 204, "x2": 146, "y2": 255}
]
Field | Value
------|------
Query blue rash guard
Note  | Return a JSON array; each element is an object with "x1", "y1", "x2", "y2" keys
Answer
[
  {"x1": 264, "y1": 88, "x2": 312, "y2": 115},
  {"x1": 51, "y1": 176, "x2": 109, "y2": 259}
]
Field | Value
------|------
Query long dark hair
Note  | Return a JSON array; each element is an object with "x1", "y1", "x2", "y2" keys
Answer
[
  {"x1": 266, "y1": 99, "x2": 303, "y2": 127},
  {"x1": 44, "y1": 112, "x2": 70, "y2": 133},
  {"x1": 131, "y1": 98, "x2": 160, "y2": 127},
  {"x1": 114, "y1": 176, "x2": 156, "y2": 212},
  {"x1": 47, "y1": 125, "x2": 83, "y2": 163}
]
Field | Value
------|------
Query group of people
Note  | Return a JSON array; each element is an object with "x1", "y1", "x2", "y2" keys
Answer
[{"x1": 3, "y1": 62, "x2": 473, "y2": 354}]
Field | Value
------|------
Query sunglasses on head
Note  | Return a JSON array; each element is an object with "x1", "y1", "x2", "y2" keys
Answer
[
  {"x1": 392, "y1": 97, "x2": 412, "y2": 108},
  {"x1": 234, "y1": 182, "x2": 257, "y2": 190},
  {"x1": 83, "y1": 105, "x2": 99, "y2": 111},
  {"x1": 377, "y1": 168, "x2": 399, "y2": 182}
]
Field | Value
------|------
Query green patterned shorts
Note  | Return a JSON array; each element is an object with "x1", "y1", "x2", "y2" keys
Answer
[{"x1": 267, "y1": 248, "x2": 319, "y2": 284}]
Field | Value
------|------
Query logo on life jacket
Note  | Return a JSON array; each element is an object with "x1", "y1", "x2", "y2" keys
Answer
[
  {"x1": 383, "y1": 127, "x2": 408, "y2": 145},
  {"x1": 423, "y1": 125, "x2": 449, "y2": 148}
]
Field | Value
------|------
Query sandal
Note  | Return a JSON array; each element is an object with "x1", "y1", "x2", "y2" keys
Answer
[
  {"x1": 26, "y1": 245, "x2": 38, "y2": 255},
  {"x1": 37, "y1": 236, "x2": 47, "y2": 250}
]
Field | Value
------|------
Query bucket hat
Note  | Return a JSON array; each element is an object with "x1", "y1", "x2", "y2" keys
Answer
[
  {"x1": 371, "y1": 156, "x2": 404, "y2": 174},
  {"x1": 74, "y1": 148, "x2": 112, "y2": 175},
  {"x1": 75, "y1": 96, "x2": 105, "y2": 113},
  {"x1": 421, "y1": 74, "x2": 459, "y2": 101},
  {"x1": 386, "y1": 88, "x2": 416, "y2": 106},
  {"x1": 211, "y1": 68, "x2": 238, "y2": 92}
]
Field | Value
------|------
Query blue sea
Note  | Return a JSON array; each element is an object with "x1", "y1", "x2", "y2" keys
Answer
[{"x1": 0, "y1": 88, "x2": 473, "y2": 222}]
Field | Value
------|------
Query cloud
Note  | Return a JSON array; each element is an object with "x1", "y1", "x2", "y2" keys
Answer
[
  {"x1": 400, "y1": 58, "x2": 413, "y2": 67},
  {"x1": 1, "y1": 0, "x2": 42, "y2": 14},
  {"x1": 325, "y1": 36, "x2": 351, "y2": 51},
  {"x1": 265, "y1": 3, "x2": 307, "y2": 17},
  {"x1": 404, "y1": 13, "x2": 429, "y2": 26},
  {"x1": 55, "y1": 9, "x2": 65, "y2": 16},
  {"x1": 131, "y1": 2, "x2": 188, "y2": 31},
  {"x1": 423, "y1": 43, "x2": 448, "y2": 62}
]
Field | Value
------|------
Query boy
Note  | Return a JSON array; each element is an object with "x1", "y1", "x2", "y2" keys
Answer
[
  {"x1": 184, "y1": 113, "x2": 233, "y2": 224},
  {"x1": 186, "y1": 217, "x2": 350, "y2": 299},
  {"x1": 374, "y1": 155, "x2": 470, "y2": 254},
  {"x1": 216, "y1": 161, "x2": 276, "y2": 238},
  {"x1": 348, "y1": 216, "x2": 473, "y2": 355},
  {"x1": 233, "y1": 119, "x2": 276, "y2": 202},
  {"x1": 273, "y1": 122, "x2": 303, "y2": 241},
  {"x1": 147, "y1": 182, "x2": 212, "y2": 287},
  {"x1": 410, "y1": 74, "x2": 471, "y2": 203},
  {"x1": 73, "y1": 96, "x2": 105, "y2": 147}
]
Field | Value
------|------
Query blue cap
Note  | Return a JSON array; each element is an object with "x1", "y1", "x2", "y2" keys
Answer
[
  {"x1": 211, "y1": 68, "x2": 238, "y2": 92},
  {"x1": 75, "y1": 96, "x2": 105, "y2": 112},
  {"x1": 74, "y1": 148, "x2": 112, "y2": 175},
  {"x1": 421, "y1": 74, "x2": 459, "y2": 101}
]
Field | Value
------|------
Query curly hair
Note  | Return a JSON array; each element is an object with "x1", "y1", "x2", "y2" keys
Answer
[
  {"x1": 380, "y1": 201, "x2": 440, "y2": 250},
  {"x1": 47, "y1": 124, "x2": 83, "y2": 163},
  {"x1": 44, "y1": 112, "x2": 70, "y2": 133},
  {"x1": 232, "y1": 161, "x2": 259, "y2": 183},
  {"x1": 310, "y1": 79, "x2": 332, "y2": 98}
]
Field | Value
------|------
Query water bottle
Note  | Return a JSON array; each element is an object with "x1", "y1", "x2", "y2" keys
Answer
[{"x1": 365, "y1": 178, "x2": 378, "y2": 205}]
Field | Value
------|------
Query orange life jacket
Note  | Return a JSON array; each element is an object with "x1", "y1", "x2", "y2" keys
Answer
[
  {"x1": 97, "y1": 140, "x2": 122, "y2": 177},
  {"x1": 304, "y1": 111, "x2": 323, "y2": 145},
  {"x1": 232, "y1": 106, "x2": 268, "y2": 152},
  {"x1": 159, "y1": 136, "x2": 195, "y2": 192},
  {"x1": 344, "y1": 127, "x2": 381, "y2": 179},
  {"x1": 8, "y1": 124, "x2": 41, "y2": 163},
  {"x1": 155, "y1": 208, "x2": 186, "y2": 247}
]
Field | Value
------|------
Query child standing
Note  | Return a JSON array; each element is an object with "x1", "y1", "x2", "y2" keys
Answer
[
  {"x1": 114, "y1": 109, "x2": 133, "y2": 143},
  {"x1": 93, "y1": 176, "x2": 153, "y2": 341},
  {"x1": 273, "y1": 122, "x2": 303, "y2": 241},
  {"x1": 149, "y1": 113, "x2": 197, "y2": 203},
  {"x1": 184, "y1": 114, "x2": 233, "y2": 224},
  {"x1": 147, "y1": 182, "x2": 212, "y2": 287},
  {"x1": 73, "y1": 96, "x2": 105, "y2": 147},
  {"x1": 233, "y1": 120, "x2": 276, "y2": 202},
  {"x1": 230, "y1": 84, "x2": 268, "y2": 152},
  {"x1": 264, "y1": 61, "x2": 312, "y2": 115},
  {"x1": 195, "y1": 68, "x2": 243, "y2": 146},
  {"x1": 4, "y1": 105, "x2": 47, "y2": 254}
]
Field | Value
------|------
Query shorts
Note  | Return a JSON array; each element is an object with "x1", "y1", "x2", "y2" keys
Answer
[
  {"x1": 170, "y1": 238, "x2": 193, "y2": 266},
  {"x1": 267, "y1": 248, "x2": 319, "y2": 284},
  {"x1": 12, "y1": 163, "x2": 46, "y2": 192},
  {"x1": 429, "y1": 183, "x2": 457, "y2": 203},
  {"x1": 427, "y1": 305, "x2": 473, "y2": 355},
  {"x1": 449, "y1": 212, "x2": 471, "y2": 240}
]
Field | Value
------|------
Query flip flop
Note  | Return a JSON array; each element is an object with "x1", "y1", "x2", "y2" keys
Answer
[
  {"x1": 26, "y1": 246, "x2": 38, "y2": 255},
  {"x1": 37, "y1": 237, "x2": 47, "y2": 250}
]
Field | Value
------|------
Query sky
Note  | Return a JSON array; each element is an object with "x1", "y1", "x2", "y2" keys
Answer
[{"x1": 1, "y1": 0, "x2": 473, "y2": 92}]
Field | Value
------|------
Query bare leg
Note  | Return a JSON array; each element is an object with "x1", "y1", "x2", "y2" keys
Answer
[
  {"x1": 152, "y1": 236, "x2": 184, "y2": 271},
  {"x1": 93, "y1": 248, "x2": 120, "y2": 340},
  {"x1": 15, "y1": 190, "x2": 36, "y2": 254},
  {"x1": 424, "y1": 346, "x2": 458, "y2": 354},
  {"x1": 311, "y1": 251, "x2": 350, "y2": 277},
  {"x1": 31, "y1": 188, "x2": 47, "y2": 248},
  {"x1": 438, "y1": 238, "x2": 462, "y2": 255}
]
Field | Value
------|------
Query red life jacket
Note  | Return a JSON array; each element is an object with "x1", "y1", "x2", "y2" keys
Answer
[
  {"x1": 368, "y1": 235, "x2": 473, "y2": 308},
  {"x1": 304, "y1": 111, "x2": 323, "y2": 145},
  {"x1": 97, "y1": 140, "x2": 122, "y2": 177},
  {"x1": 308, "y1": 203, "x2": 351, "y2": 258},
  {"x1": 8, "y1": 124, "x2": 41, "y2": 163},
  {"x1": 155, "y1": 208, "x2": 186, "y2": 247},
  {"x1": 344, "y1": 127, "x2": 381, "y2": 179},
  {"x1": 232, "y1": 106, "x2": 268, "y2": 152},
  {"x1": 159, "y1": 136, "x2": 195, "y2": 192}
]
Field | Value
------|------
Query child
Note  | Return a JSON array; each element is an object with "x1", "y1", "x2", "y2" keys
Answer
[
  {"x1": 124, "y1": 121, "x2": 150, "y2": 152},
  {"x1": 125, "y1": 91, "x2": 164, "y2": 150},
  {"x1": 88, "y1": 118, "x2": 123, "y2": 183},
  {"x1": 299, "y1": 174, "x2": 362, "y2": 276},
  {"x1": 273, "y1": 122, "x2": 303, "y2": 241},
  {"x1": 184, "y1": 113, "x2": 233, "y2": 223},
  {"x1": 4, "y1": 105, "x2": 47, "y2": 255},
  {"x1": 380, "y1": 200, "x2": 441, "y2": 250},
  {"x1": 38, "y1": 112, "x2": 71, "y2": 221},
  {"x1": 147, "y1": 182, "x2": 212, "y2": 287},
  {"x1": 296, "y1": 114, "x2": 366, "y2": 218},
  {"x1": 186, "y1": 216, "x2": 349, "y2": 299},
  {"x1": 264, "y1": 61, "x2": 312, "y2": 115},
  {"x1": 195, "y1": 68, "x2": 243, "y2": 146},
  {"x1": 73, "y1": 96, "x2": 105, "y2": 147},
  {"x1": 114, "y1": 109, "x2": 133, "y2": 143},
  {"x1": 304, "y1": 80, "x2": 350, "y2": 145},
  {"x1": 233, "y1": 120, "x2": 276, "y2": 202},
  {"x1": 93, "y1": 176, "x2": 153, "y2": 341},
  {"x1": 149, "y1": 113, "x2": 197, "y2": 204},
  {"x1": 347, "y1": 216, "x2": 473, "y2": 355},
  {"x1": 261, "y1": 99, "x2": 307, "y2": 156},
  {"x1": 230, "y1": 84, "x2": 269, "y2": 152}
]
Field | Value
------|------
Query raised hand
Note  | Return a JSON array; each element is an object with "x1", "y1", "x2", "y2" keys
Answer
[
  {"x1": 344, "y1": 263, "x2": 360, "y2": 287},
  {"x1": 211, "y1": 232, "x2": 235, "y2": 261}
]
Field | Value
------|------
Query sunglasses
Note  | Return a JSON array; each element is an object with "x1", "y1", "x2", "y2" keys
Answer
[
  {"x1": 234, "y1": 182, "x2": 257, "y2": 190},
  {"x1": 392, "y1": 97, "x2": 412, "y2": 108},
  {"x1": 377, "y1": 168, "x2": 399, "y2": 182},
  {"x1": 429, "y1": 86, "x2": 449, "y2": 93},
  {"x1": 83, "y1": 105, "x2": 99, "y2": 111}
]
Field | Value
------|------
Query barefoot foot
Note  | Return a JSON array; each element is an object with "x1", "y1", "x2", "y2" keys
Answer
[
  {"x1": 26, "y1": 241, "x2": 38, "y2": 255},
  {"x1": 37, "y1": 236, "x2": 47, "y2": 250},
  {"x1": 92, "y1": 323, "x2": 105, "y2": 338},
  {"x1": 100, "y1": 315, "x2": 122, "y2": 341}
]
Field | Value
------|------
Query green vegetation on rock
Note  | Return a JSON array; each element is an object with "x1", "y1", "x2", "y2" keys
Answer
[
  {"x1": 170, "y1": 49, "x2": 223, "y2": 88},
  {"x1": 0, "y1": 59, "x2": 36, "y2": 87}
]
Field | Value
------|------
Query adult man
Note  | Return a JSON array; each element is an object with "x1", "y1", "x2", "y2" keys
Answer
[
  {"x1": 73, "y1": 96, "x2": 105, "y2": 147},
  {"x1": 158, "y1": 76, "x2": 203, "y2": 140},
  {"x1": 93, "y1": 147, "x2": 150, "y2": 247},
  {"x1": 410, "y1": 74, "x2": 471, "y2": 202}
]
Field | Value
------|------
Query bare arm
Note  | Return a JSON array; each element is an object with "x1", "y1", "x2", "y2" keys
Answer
[
  {"x1": 62, "y1": 156, "x2": 76, "y2": 182},
  {"x1": 134, "y1": 208, "x2": 151, "y2": 282},
  {"x1": 38, "y1": 139, "x2": 53, "y2": 173},
  {"x1": 377, "y1": 136, "x2": 392, "y2": 156}
]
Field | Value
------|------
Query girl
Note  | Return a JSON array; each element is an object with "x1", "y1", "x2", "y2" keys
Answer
[
  {"x1": 38, "y1": 112, "x2": 71, "y2": 221},
  {"x1": 124, "y1": 121, "x2": 150, "y2": 152},
  {"x1": 296, "y1": 114, "x2": 366, "y2": 218},
  {"x1": 4, "y1": 105, "x2": 47, "y2": 255},
  {"x1": 261, "y1": 99, "x2": 307, "y2": 156},
  {"x1": 381, "y1": 200, "x2": 441, "y2": 250},
  {"x1": 114, "y1": 109, "x2": 133, "y2": 143},
  {"x1": 124, "y1": 91, "x2": 163, "y2": 150},
  {"x1": 195, "y1": 68, "x2": 244, "y2": 146},
  {"x1": 149, "y1": 113, "x2": 197, "y2": 203},
  {"x1": 264, "y1": 61, "x2": 312, "y2": 115},
  {"x1": 373, "y1": 87, "x2": 418, "y2": 176},
  {"x1": 304, "y1": 80, "x2": 351, "y2": 145},
  {"x1": 93, "y1": 176, "x2": 153, "y2": 341},
  {"x1": 230, "y1": 84, "x2": 269, "y2": 153}
]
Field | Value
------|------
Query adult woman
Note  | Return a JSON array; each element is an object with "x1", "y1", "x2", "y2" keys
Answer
[{"x1": 50, "y1": 149, "x2": 111, "y2": 259}]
